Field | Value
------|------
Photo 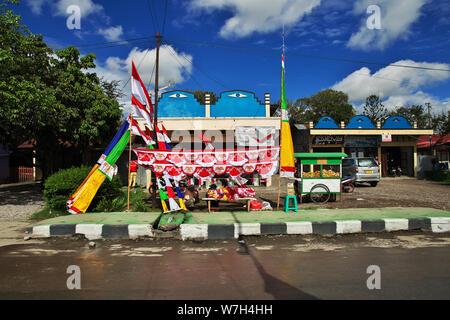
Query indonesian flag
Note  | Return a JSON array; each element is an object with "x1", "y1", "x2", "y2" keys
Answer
[
  {"x1": 131, "y1": 61, "x2": 153, "y2": 128},
  {"x1": 157, "y1": 178, "x2": 169, "y2": 213},
  {"x1": 164, "y1": 175, "x2": 181, "y2": 211},
  {"x1": 155, "y1": 125, "x2": 167, "y2": 150},
  {"x1": 197, "y1": 133, "x2": 214, "y2": 150},
  {"x1": 279, "y1": 54, "x2": 295, "y2": 178},
  {"x1": 145, "y1": 126, "x2": 155, "y2": 149},
  {"x1": 162, "y1": 124, "x2": 172, "y2": 150},
  {"x1": 129, "y1": 116, "x2": 155, "y2": 146}
]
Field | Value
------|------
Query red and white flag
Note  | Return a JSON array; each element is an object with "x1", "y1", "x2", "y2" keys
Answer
[
  {"x1": 161, "y1": 124, "x2": 171, "y2": 143},
  {"x1": 155, "y1": 125, "x2": 167, "y2": 150},
  {"x1": 131, "y1": 61, "x2": 153, "y2": 128},
  {"x1": 163, "y1": 175, "x2": 181, "y2": 211},
  {"x1": 129, "y1": 116, "x2": 155, "y2": 146},
  {"x1": 197, "y1": 133, "x2": 214, "y2": 150}
]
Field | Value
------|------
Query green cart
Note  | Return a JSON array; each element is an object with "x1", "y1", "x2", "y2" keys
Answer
[{"x1": 294, "y1": 152, "x2": 347, "y2": 203}]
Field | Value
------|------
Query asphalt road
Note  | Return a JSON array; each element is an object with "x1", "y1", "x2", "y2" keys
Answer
[{"x1": 0, "y1": 231, "x2": 449, "y2": 300}]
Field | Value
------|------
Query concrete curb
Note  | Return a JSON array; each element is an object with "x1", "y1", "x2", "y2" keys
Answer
[{"x1": 26, "y1": 217, "x2": 450, "y2": 240}]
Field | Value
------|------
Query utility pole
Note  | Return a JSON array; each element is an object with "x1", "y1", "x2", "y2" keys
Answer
[{"x1": 152, "y1": 32, "x2": 161, "y2": 208}]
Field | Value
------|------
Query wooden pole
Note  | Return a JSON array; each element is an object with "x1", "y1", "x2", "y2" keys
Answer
[{"x1": 151, "y1": 32, "x2": 161, "y2": 208}]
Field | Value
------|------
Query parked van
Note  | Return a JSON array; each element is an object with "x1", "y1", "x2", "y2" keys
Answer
[{"x1": 353, "y1": 157, "x2": 380, "y2": 186}]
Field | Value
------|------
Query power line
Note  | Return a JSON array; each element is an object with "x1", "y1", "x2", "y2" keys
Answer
[
  {"x1": 162, "y1": 0, "x2": 168, "y2": 37},
  {"x1": 83, "y1": 40, "x2": 152, "y2": 51},
  {"x1": 121, "y1": 47, "x2": 151, "y2": 90},
  {"x1": 165, "y1": 43, "x2": 204, "y2": 90},
  {"x1": 165, "y1": 37, "x2": 450, "y2": 72},
  {"x1": 164, "y1": 40, "x2": 229, "y2": 90},
  {"x1": 146, "y1": 0, "x2": 158, "y2": 35},
  {"x1": 74, "y1": 36, "x2": 154, "y2": 48}
]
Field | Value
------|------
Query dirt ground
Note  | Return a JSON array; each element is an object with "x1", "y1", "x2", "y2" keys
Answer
[
  {"x1": 0, "y1": 177, "x2": 449, "y2": 222},
  {"x1": 253, "y1": 175, "x2": 450, "y2": 212}
]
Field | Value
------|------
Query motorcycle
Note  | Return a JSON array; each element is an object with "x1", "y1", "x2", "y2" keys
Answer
[
  {"x1": 396, "y1": 166, "x2": 402, "y2": 177},
  {"x1": 388, "y1": 166, "x2": 397, "y2": 177},
  {"x1": 342, "y1": 176, "x2": 355, "y2": 193}
]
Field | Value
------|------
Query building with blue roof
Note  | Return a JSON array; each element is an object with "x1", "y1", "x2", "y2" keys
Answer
[{"x1": 294, "y1": 115, "x2": 433, "y2": 177}]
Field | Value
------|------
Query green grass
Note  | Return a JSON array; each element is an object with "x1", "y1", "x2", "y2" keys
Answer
[
  {"x1": 30, "y1": 207, "x2": 69, "y2": 221},
  {"x1": 30, "y1": 187, "x2": 154, "y2": 221}
]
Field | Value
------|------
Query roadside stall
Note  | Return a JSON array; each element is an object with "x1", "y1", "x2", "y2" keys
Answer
[
  {"x1": 134, "y1": 146, "x2": 280, "y2": 212},
  {"x1": 294, "y1": 152, "x2": 347, "y2": 204}
]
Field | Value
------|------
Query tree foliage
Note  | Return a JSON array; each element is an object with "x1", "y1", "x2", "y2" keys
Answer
[
  {"x1": 362, "y1": 95, "x2": 388, "y2": 124},
  {"x1": 432, "y1": 111, "x2": 450, "y2": 134},
  {"x1": 0, "y1": 1, "x2": 122, "y2": 179},
  {"x1": 287, "y1": 89, "x2": 355, "y2": 124},
  {"x1": 388, "y1": 105, "x2": 429, "y2": 128},
  {"x1": 187, "y1": 90, "x2": 219, "y2": 105}
]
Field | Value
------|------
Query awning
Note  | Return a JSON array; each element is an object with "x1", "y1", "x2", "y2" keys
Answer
[{"x1": 417, "y1": 134, "x2": 450, "y2": 148}]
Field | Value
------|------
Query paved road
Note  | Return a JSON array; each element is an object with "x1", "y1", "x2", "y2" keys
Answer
[{"x1": 0, "y1": 231, "x2": 449, "y2": 300}]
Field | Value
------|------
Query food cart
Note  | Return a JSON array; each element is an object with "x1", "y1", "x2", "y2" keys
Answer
[{"x1": 294, "y1": 152, "x2": 347, "y2": 203}]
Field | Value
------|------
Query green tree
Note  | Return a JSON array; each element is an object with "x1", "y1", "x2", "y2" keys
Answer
[
  {"x1": 362, "y1": 95, "x2": 388, "y2": 123},
  {"x1": 432, "y1": 111, "x2": 450, "y2": 134},
  {"x1": 0, "y1": 1, "x2": 122, "y2": 179},
  {"x1": 187, "y1": 90, "x2": 218, "y2": 105},
  {"x1": 290, "y1": 89, "x2": 355, "y2": 124},
  {"x1": 388, "y1": 105, "x2": 428, "y2": 128}
]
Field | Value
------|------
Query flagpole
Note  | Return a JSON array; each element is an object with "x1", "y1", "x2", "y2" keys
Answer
[
  {"x1": 152, "y1": 32, "x2": 161, "y2": 208},
  {"x1": 277, "y1": 26, "x2": 286, "y2": 211},
  {"x1": 277, "y1": 96, "x2": 283, "y2": 210},
  {"x1": 127, "y1": 120, "x2": 132, "y2": 211}
]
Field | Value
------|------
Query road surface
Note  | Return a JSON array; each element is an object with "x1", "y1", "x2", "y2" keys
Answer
[{"x1": 0, "y1": 231, "x2": 449, "y2": 300}]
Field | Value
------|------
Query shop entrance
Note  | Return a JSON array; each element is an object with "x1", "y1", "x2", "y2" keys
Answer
[{"x1": 381, "y1": 146, "x2": 414, "y2": 177}]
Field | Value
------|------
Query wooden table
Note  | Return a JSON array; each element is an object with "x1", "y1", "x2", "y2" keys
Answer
[{"x1": 202, "y1": 198, "x2": 256, "y2": 213}]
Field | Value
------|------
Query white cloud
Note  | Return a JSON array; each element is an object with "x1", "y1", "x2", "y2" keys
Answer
[
  {"x1": 347, "y1": 0, "x2": 429, "y2": 50},
  {"x1": 383, "y1": 92, "x2": 450, "y2": 114},
  {"x1": 98, "y1": 26, "x2": 123, "y2": 41},
  {"x1": 26, "y1": 0, "x2": 46, "y2": 15},
  {"x1": 332, "y1": 60, "x2": 450, "y2": 113},
  {"x1": 54, "y1": 0, "x2": 103, "y2": 17},
  {"x1": 94, "y1": 46, "x2": 193, "y2": 117},
  {"x1": 189, "y1": 0, "x2": 321, "y2": 38}
]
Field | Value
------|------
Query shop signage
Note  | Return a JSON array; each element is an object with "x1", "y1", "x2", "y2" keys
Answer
[
  {"x1": 382, "y1": 134, "x2": 392, "y2": 142},
  {"x1": 313, "y1": 135, "x2": 344, "y2": 145},
  {"x1": 344, "y1": 136, "x2": 379, "y2": 147}
]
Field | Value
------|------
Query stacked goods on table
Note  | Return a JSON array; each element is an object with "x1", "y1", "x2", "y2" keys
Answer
[
  {"x1": 302, "y1": 170, "x2": 339, "y2": 178},
  {"x1": 302, "y1": 171, "x2": 321, "y2": 178},
  {"x1": 322, "y1": 169, "x2": 340, "y2": 177},
  {"x1": 207, "y1": 186, "x2": 255, "y2": 200}
]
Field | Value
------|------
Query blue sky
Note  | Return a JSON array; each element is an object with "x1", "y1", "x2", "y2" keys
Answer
[{"x1": 12, "y1": 0, "x2": 450, "y2": 115}]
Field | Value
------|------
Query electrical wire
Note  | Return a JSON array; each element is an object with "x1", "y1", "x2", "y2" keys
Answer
[
  {"x1": 147, "y1": 0, "x2": 158, "y2": 35},
  {"x1": 165, "y1": 43, "x2": 204, "y2": 90},
  {"x1": 165, "y1": 37, "x2": 450, "y2": 72},
  {"x1": 162, "y1": 0, "x2": 169, "y2": 37},
  {"x1": 121, "y1": 47, "x2": 151, "y2": 90},
  {"x1": 164, "y1": 40, "x2": 229, "y2": 90},
  {"x1": 74, "y1": 36, "x2": 154, "y2": 48}
]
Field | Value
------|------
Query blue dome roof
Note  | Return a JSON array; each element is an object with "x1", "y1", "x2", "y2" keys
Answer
[
  {"x1": 315, "y1": 116, "x2": 339, "y2": 128},
  {"x1": 382, "y1": 116, "x2": 412, "y2": 129},
  {"x1": 346, "y1": 115, "x2": 376, "y2": 129}
]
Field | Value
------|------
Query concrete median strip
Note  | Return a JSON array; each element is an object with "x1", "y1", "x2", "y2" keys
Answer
[{"x1": 26, "y1": 216, "x2": 450, "y2": 240}]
